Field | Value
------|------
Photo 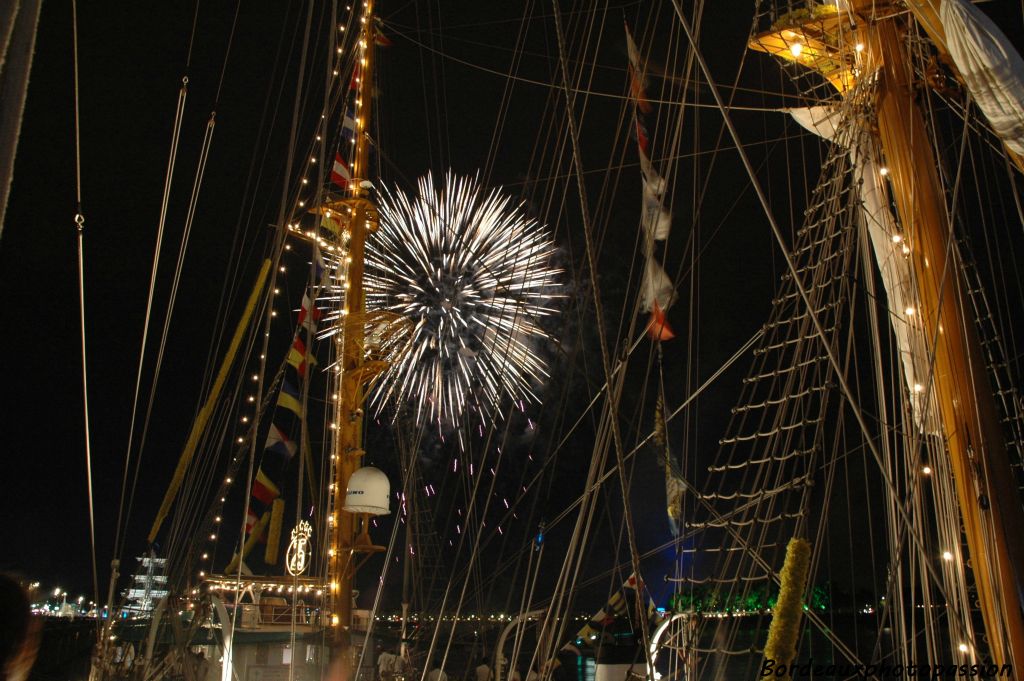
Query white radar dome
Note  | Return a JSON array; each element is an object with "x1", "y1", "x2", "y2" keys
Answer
[{"x1": 343, "y1": 466, "x2": 390, "y2": 515}]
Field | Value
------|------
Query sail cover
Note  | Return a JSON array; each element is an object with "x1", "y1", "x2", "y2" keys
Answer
[{"x1": 940, "y1": 0, "x2": 1024, "y2": 156}]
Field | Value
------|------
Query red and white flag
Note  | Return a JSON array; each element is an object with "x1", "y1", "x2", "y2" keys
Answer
[{"x1": 331, "y1": 152, "x2": 351, "y2": 188}]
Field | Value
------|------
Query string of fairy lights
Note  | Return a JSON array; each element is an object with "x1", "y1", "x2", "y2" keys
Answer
[{"x1": 189, "y1": 1, "x2": 368, "y2": 587}]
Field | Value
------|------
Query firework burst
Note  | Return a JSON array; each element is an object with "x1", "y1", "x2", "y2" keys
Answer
[{"x1": 364, "y1": 172, "x2": 561, "y2": 427}]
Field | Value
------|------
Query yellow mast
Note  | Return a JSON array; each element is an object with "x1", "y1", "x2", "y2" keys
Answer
[
  {"x1": 750, "y1": 1, "x2": 1024, "y2": 667},
  {"x1": 855, "y1": 6, "x2": 1024, "y2": 665},
  {"x1": 326, "y1": 0, "x2": 383, "y2": 672}
]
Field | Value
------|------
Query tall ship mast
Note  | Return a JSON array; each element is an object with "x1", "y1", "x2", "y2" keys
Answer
[
  {"x1": 862, "y1": 1, "x2": 1024, "y2": 661},
  {"x1": 749, "y1": 0, "x2": 1024, "y2": 667},
  {"x1": 326, "y1": 0, "x2": 383, "y2": 669}
]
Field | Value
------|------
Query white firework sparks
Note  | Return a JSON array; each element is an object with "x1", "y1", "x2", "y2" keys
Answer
[{"x1": 365, "y1": 171, "x2": 561, "y2": 427}]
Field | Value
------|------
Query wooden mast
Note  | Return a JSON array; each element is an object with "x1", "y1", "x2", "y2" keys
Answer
[
  {"x1": 327, "y1": 0, "x2": 382, "y2": 673},
  {"x1": 851, "y1": 2, "x2": 1024, "y2": 667},
  {"x1": 749, "y1": 0, "x2": 1024, "y2": 667}
]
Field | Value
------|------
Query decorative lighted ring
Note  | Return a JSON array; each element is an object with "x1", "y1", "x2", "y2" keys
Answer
[{"x1": 286, "y1": 520, "x2": 313, "y2": 576}]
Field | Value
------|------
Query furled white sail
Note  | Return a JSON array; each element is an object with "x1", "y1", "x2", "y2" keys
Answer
[
  {"x1": 640, "y1": 256, "x2": 676, "y2": 313},
  {"x1": 940, "y1": 0, "x2": 1024, "y2": 155},
  {"x1": 791, "y1": 105, "x2": 940, "y2": 432},
  {"x1": 642, "y1": 175, "x2": 672, "y2": 242}
]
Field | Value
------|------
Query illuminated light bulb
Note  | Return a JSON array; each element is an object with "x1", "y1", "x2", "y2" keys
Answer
[
  {"x1": 328, "y1": 548, "x2": 336, "y2": 557},
  {"x1": 202, "y1": 553, "x2": 208, "y2": 560},
  {"x1": 248, "y1": 396, "x2": 255, "y2": 403},
  {"x1": 922, "y1": 466, "x2": 932, "y2": 476},
  {"x1": 280, "y1": 266, "x2": 286, "y2": 272},
  {"x1": 333, "y1": 70, "x2": 339, "y2": 77},
  {"x1": 236, "y1": 437, "x2": 244, "y2": 443},
  {"x1": 958, "y1": 643, "x2": 968, "y2": 653},
  {"x1": 332, "y1": 614, "x2": 340, "y2": 626},
  {"x1": 215, "y1": 516, "x2": 221, "y2": 523},
  {"x1": 879, "y1": 167, "x2": 889, "y2": 176},
  {"x1": 330, "y1": 423, "x2": 338, "y2": 429},
  {"x1": 271, "y1": 311, "x2": 277, "y2": 317},
  {"x1": 904, "y1": 306, "x2": 915, "y2": 316},
  {"x1": 891, "y1": 234, "x2": 902, "y2": 243},
  {"x1": 226, "y1": 477, "x2": 233, "y2": 484},
  {"x1": 902, "y1": 244, "x2": 911, "y2": 255},
  {"x1": 284, "y1": 245, "x2": 291, "y2": 251},
  {"x1": 199, "y1": 571, "x2": 205, "y2": 577},
  {"x1": 302, "y1": 178, "x2": 309, "y2": 185},
  {"x1": 789, "y1": 42, "x2": 803, "y2": 58},
  {"x1": 914, "y1": 383, "x2": 924, "y2": 393},
  {"x1": 253, "y1": 373, "x2": 260, "y2": 380},
  {"x1": 298, "y1": 201, "x2": 305, "y2": 207},
  {"x1": 855, "y1": 43, "x2": 864, "y2": 52},
  {"x1": 330, "y1": 581, "x2": 339, "y2": 591},
  {"x1": 942, "y1": 551, "x2": 953, "y2": 561},
  {"x1": 210, "y1": 534, "x2": 216, "y2": 540}
]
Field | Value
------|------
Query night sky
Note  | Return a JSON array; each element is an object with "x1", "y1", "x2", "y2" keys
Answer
[
  {"x1": 3, "y1": 0, "x2": 1023, "y2": 615},
  {"x1": 3, "y1": 1, "x2": 318, "y2": 599}
]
